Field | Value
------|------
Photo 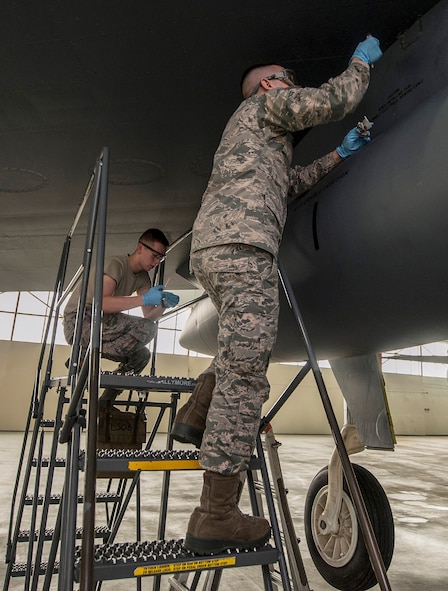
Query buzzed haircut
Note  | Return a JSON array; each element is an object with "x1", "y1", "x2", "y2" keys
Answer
[
  {"x1": 139, "y1": 228, "x2": 169, "y2": 247},
  {"x1": 240, "y1": 62, "x2": 277, "y2": 97}
]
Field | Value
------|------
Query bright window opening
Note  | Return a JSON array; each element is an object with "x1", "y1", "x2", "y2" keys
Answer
[{"x1": 0, "y1": 291, "x2": 446, "y2": 375}]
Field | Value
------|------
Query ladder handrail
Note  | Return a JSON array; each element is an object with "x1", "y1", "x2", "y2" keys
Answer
[
  {"x1": 65, "y1": 155, "x2": 104, "y2": 388},
  {"x1": 277, "y1": 258, "x2": 392, "y2": 591},
  {"x1": 58, "y1": 148, "x2": 110, "y2": 591},
  {"x1": 79, "y1": 147, "x2": 110, "y2": 591},
  {"x1": 3, "y1": 150, "x2": 109, "y2": 591}
]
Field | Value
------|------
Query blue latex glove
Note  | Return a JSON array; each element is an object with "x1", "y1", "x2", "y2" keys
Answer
[
  {"x1": 336, "y1": 126, "x2": 371, "y2": 159},
  {"x1": 162, "y1": 291, "x2": 180, "y2": 308},
  {"x1": 351, "y1": 36, "x2": 382, "y2": 65},
  {"x1": 142, "y1": 285, "x2": 164, "y2": 306}
]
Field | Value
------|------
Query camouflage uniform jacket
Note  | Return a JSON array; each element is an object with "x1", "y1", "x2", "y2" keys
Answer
[
  {"x1": 288, "y1": 152, "x2": 339, "y2": 201},
  {"x1": 191, "y1": 62, "x2": 370, "y2": 258}
]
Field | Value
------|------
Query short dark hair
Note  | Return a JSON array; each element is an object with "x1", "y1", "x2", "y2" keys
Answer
[
  {"x1": 240, "y1": 62, "x2": 276, "y2": 94},
  {"x1": 138, "y1": 228, "x2": 169, "y2": 247}
]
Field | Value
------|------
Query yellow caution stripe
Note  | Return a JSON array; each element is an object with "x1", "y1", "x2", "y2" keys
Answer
[
  {"x1": 134, "y1": 556, "x2": 236, "y2": 576},
  {"x1": 128, "y1": 459, "x2": 201, "y2": 471}
]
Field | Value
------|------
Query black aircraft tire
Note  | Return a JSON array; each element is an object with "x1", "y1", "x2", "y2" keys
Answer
[{"x1": 304, "y1": 463, "x2": 394, "y2": 591}]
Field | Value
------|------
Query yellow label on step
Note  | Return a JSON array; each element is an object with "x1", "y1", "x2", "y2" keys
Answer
[
  {"x1": 128, "y1": 460, "x2": 201, "y2": 471},
  {"x1": 134, "y1": 557, "x2": 236, "y2": 576}
]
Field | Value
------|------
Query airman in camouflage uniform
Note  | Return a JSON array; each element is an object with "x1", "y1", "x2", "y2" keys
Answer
[
  {"x1": 63, "y1": 228, "x2": 178, "y2": 401},
  {"x1": 64, "y1": 306, "x2": 157, "y2": 374},
  {"x1": 176, "y1": 37, "x2": 382, "y2": 555}
]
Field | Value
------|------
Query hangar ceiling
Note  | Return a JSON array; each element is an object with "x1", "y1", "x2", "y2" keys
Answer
[{"x1": 0, "y1": 0, "x2": 441, "y2": 291}]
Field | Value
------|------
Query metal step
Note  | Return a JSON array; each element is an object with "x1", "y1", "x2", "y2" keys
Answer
[
  {"x1": 94, "y1": 449, "x2": 261, "y2": 476},
  {"x1": 39, "y1": 418, "x2": 56, "y2": 428},
  {"x1": 24, "y1": 491, "x2": 122, "y2": 505},
  {"x1": 95, "y1": 448, "x2": 201, "y2": 475},
  {"x1": 47, "y1": 373, "x2": 197, "y2": 393},
  {"x1": 10, "y1": 561, "x2": 59, "y2": 578},
  {"x1": 100, "y1": 373, "x2": 197, "y2": 393},
  {"x1": 73, "y1": 539, "x2": 278, "y2": 582},
  {"x1": 17, "y1": 525, "x2": 110, "y2": 543},
  {"x1": 32, "y1": 456, "x2": 66, "y2": 467}
]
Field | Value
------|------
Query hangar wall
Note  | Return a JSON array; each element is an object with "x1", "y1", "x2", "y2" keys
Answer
[{"x1": 0, "y1": 340, "x2": 447, "y2": 435}]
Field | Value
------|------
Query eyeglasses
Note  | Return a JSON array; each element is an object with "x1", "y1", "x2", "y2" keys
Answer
[
  {"x1": 139, "y1": 241, "x2": 166, "y2": 262},
  {"x1": 249, "y1": 69, "x2": 298, "y2": 97}
]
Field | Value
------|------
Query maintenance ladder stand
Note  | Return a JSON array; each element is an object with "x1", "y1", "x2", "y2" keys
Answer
[
  {"x1": 3, "y1": 147, "x2": 391, "y2": 591},
  {"x1": 4, "y1": 369, "x2": 311, "y2": 591},
  {"x1": 3, "y1": 279, "x2": 392, "y2": 591}
]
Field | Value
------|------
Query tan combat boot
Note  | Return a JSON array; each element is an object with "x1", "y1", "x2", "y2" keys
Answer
[
  {"x1": 99, "y1": 387, "x2": 122, "y2": 404},
  {"x1": 171, "y1": 372, "x2": 215, "y2": 447},
  {"x1": 185, "y1": 471, "x2": 271, "y2": 555}
]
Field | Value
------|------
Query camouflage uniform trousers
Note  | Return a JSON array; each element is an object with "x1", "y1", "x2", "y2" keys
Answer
[
  {"x1": 63, "y1": 308, "x2": 156, "y2": 375},
  {"x1": 190, "y1": 244, "x2": 279, "y2": 475}
]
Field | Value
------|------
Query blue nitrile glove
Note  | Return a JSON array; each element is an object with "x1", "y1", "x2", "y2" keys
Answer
[
  {"x1": 162, "y1": 291, "x2": 180, "y2": 308},
  {"x1": 336, "y1": 126, "x2": 371, "y2": 159},
  {"x1": 351, "y1": 36, "x2": 382, "y2": 65},
  {"x1": 142, "y1": 285, "x2": 164, "y2": 306}
]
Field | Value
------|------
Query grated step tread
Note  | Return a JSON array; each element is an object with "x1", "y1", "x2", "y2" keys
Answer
[
  {"x1": 96, "y1": 448, "x2": 201, "y2": 474},
  {"x1": 24, "y1": 492, "x2": 121, "y2": 505},
  {"x1": 32, "y1": 456, "x2": 66, "y2": 467},
  {"x1": 97, "y1": 448, "x2": 199, "y2": 461},
  {"x1": 100, "y1": 372, "x2": 197, "y2": 392},
  {"x1": 95, "y1": 449, "x2": 260, "y2": 474},
  {"x1": 11, "y1": 561, "x2": 59, "y2": 577},
  {"x1": 73, "y1": 539, "x2": 278, "y2": 582},
  {"x1": 39, "y1": 419, "x2": 55, "y2": 428},
  {"x1": 17, "y1": 526, "x2": 110, "y2": 542}
]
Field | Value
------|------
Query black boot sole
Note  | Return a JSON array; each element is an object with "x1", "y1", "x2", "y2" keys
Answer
[
  {"x1": 171, "y1": 423, "x2": 203, "y2": 448},
  {"x1": 184, "y1": 531, "x2": 271, "y2": 555}
]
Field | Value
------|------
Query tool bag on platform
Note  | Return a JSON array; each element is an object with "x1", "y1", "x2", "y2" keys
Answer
[{"x1": 97, "y1": 404, "x2": 146, "y2": 450}]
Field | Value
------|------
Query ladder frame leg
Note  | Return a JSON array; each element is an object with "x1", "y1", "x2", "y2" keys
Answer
[
  {"x1": 253, "y1": 435, "x2": 292, "y2": 591},
  {"x1": 31, "y1": 388, "x2": 68, "y2": 591},
  {"x1": 261, "y1": 427, "x2": 312, "y2": 591}
]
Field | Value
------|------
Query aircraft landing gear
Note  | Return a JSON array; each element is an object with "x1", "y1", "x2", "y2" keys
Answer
[{"x1": 304, "y1": 463, "x2": 395, "y2": 591}]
